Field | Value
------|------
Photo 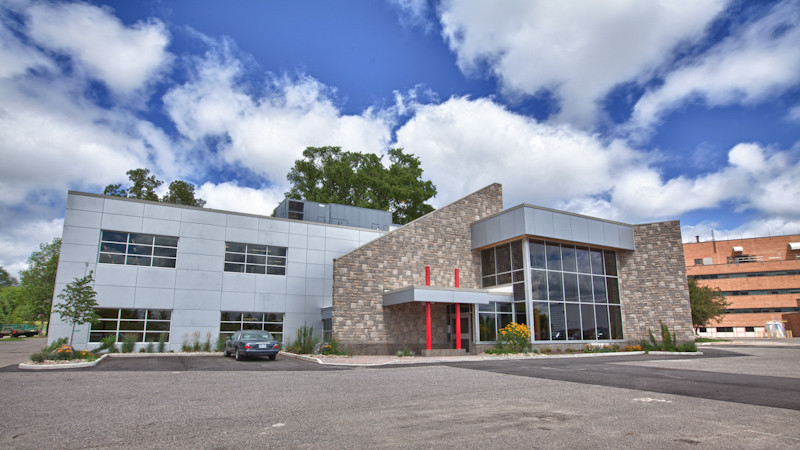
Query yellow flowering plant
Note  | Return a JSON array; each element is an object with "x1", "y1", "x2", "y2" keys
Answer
[{"x1": 497, "y1": 322, "x2": 531, "y2": 353}]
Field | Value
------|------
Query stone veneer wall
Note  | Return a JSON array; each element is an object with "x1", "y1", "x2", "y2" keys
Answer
[
  {"x1": 617, "y1": 221, "x2": 694, "y2": 343},
  {"x1": 332, "y1": 184, "x2": 504, "y2": 354}
]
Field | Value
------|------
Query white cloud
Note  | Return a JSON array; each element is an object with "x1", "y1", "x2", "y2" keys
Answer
[
  {"x1": 0, "y1": 217, "x2": 63, "y2": 278},
  {"x1": 164, "y1": 43, "x2": 394, "y2": 182},
  {"x1": 628, "y1": 0, "x2": 800, "y2": 136},
  {"x1": 393, "y1": 96, "x2": 639, "y2": 209},
  {"x1": 438, "y1": 0, "x2": 726, "y2": 127},
  {"x1": 197, "y1": 182, "x2": 285, "y2": 217},
  {"x1": 25, "y1": 0, "x2": 171, "y2": 97},
  {"x1": 682, "y1": 218, "x2": 800, "y2": 244},
  {"x1": 786, "y1": 105, "x2": 800, "y2": 124},
  {"x1": 394, "y1": 96, "x2": 800, "y2": 225}
]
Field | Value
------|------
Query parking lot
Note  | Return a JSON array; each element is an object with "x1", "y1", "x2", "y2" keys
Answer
[{"x1": 1, "y1": 344, "x2": 799, "y2": 448}]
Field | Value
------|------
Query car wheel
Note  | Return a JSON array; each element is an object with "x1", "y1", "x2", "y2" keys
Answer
[
  {"x1": 235, "y1": 348, "x2": 243, "y2": 361},
  {"x1": 268, "y1": 354, "x2": 276, "y2": 361}
]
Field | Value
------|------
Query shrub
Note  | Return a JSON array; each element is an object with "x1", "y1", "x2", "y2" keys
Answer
[
  {"x1": 191, "y1": 331, "x2": 202, "y2": 352},
  {"x1": 181, "y1": 333, "x2": 191, "y2": 352},
  {"x1": 95, "y1": 335, "x2": 117, "y2": 354},
  {"x1": 30, "y1": 352, "x2": 48, "y2": 363},
  {"x1": 286, "y1": 325, "x2": 319, "y2": 354},
  {"x1": 395, "y1": 347, "x2": 415, "y2": 357},
  {"x1": 145, "y1": 342, "x2": 155, "y2": 353},
  {"x1": 202, "y1": 332, "x2": 212, "y2": 352},
  {"x1": 54, "y1": 345, "x2": 74, "y2": 360},
  {"x1": 641, "y1": 322, "x2": 697, "y2": 352},
  {"x1": 42, "y1": 337, "x2": 68, "y2": 353},
  {"x1": 319, "y1": 338, "x2": 348, "y2": 356},
  {"x1": 215, "y1": 336, "x2": 226, "y2": 352},
  {"x1": 497, "y1": 322, "x2": 531, "y2": 353},
  {"x1": 121, "y1": 334, "x2": 137, "y2": 353},
  {"x1": 157, "y1": 333, "x2": 168, "y2": 352}
]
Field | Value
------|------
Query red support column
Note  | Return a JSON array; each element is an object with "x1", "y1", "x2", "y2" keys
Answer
[
  {"x1": 454, "y1": 268, "x2": 461, "y2": 350},
  {"x1": 425, "y1": 266, "x2": 431, "y2": 351}
]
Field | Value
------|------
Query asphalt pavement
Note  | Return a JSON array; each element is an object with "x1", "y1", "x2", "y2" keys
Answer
[{"x1": 1, "y1": 344, "x2": 799, "y2": 448}]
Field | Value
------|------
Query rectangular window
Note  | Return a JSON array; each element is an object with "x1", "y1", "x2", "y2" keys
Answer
[
  {"x1": 716, "y1": 327, "x2": 734, "y2": 333},
  {"x1": 220, "y1": 311, "x2": 284, "y2": 342},
  {"x1": 224, "y1": 242, "x2": 287, "y2": 275},
  {"x1": 99, "y1": 231, "x2": 178, "y2": 268},
  {"x1": 745, "y1": 326, "x2": 755, "y2": 332},
  {"x1": 89, "y1": 308, "x2": 171, "y2": 343},
  {"x1": 694, "y1": 258, "x2": 703, "y2": 265}
]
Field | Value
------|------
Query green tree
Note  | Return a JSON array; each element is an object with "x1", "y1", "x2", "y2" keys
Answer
[
  {"x1": 0, "y1": 266, "x2": 19, "y2": 288},
  {"x1": 53, "y1": 271, "x2": 100, "y2": 345},
  {"x1": 18, "y1": 238, "x2": 61, "y2": 332},
  {"x1": 688, "y1": 277, "x2": 730, "y2": 333},
  {"x1": 104, "y1": 168, "x2": 206, "y2": 207},
  {"x1": 162, "y1": 180, "x2": 206, "y2": 207},
  {"x1": 0, "y1": 286, "x2": 25, "y2": 323},
  {"x1": 285, "y1": 146, "x2": 437, "y2": 224}
]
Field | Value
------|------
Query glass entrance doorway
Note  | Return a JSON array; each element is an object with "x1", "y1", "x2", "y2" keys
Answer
[{"x1": 447, "y1": 304, "x2": 472, "y2": 352}]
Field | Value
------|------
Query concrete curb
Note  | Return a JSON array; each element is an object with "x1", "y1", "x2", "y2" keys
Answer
[
  {"x1": 281, "y1": 350, "x2": 703, "y2": 367},
  {"x1": 17, "y1": 351, "x2": 225, "y2": 370},
  {"x1": 19, "y1": 354, "x2": 109, "y2": 370}
]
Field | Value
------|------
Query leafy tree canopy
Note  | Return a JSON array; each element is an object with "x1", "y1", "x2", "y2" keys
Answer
[
  {"x1": 285, "y1": 146, "x2": 437, "y2": 224},
  {"x1": 688, "y1": 277, "x2": 730, "y2": 332},
  {"x1": 53, "y1": 271, "x2": 100, "y2": 345},
  {"x1": 18, "y1": 238, "x2": 61, "y2": 329},
  {"x1": 104, "y1": 168, "x2": 206, "y2": 207},
  {"x1": 0, "y1": 266, "x2": 18, "y2": 288}
]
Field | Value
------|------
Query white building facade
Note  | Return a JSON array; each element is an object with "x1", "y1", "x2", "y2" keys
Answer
[{"x1": 48, "y1": 191, "x2": 384, "y2": 351}]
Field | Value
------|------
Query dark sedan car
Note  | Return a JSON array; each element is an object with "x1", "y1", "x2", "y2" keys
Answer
[{"x1": 223, "y1": 330, "x2": 280, "y2": 361}]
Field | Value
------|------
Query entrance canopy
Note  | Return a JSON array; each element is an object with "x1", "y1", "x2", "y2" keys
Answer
[{"x1": 382, "y1": 285, "x2": 512, "y2": 306}]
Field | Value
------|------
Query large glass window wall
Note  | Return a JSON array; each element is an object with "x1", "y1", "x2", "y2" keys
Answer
[
  {"x1": 480, "y1": 241, "x2": 527, "y2": 340},
  {"x1": 220, "y1": 311, "x2": 284, "y2": 343},
  {"x1": 89, "y1": 308, "x2": 171, "y2": 343},
  {"x1": 529, "y1": 239, "x2": 623, "y2": 341},
  {"x1": 479, "y1": 238, "x2": 624, "y2": 343}
]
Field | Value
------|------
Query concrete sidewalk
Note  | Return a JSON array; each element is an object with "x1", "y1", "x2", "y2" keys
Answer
[{"x1": 281, "y1": 349, "x2": 683, "y2": 366}]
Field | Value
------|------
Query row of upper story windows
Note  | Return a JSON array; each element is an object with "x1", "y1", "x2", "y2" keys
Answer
[
  {"x1": 98, "y1": 230, "x2": 287, "y2": 275},
  {"x1": 691, "y1": 269, "x2": 800, "y2": 279}
]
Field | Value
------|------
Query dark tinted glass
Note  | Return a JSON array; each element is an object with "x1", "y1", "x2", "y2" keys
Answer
[
  {"x1": 550, "y1": 303, "x2": 566, "y2": 340},
  {"x1": 532, "y1": 301, "x2": 550, "y2": 341},
  {"x1": 225, "y1": 253, "x2": 245, "y2": 262},
  {"x1": 496, "y1": 245, "x2": 511, "y2": 273},
  {"x1": 511, "y1": 241, "x2": 523, "y2": 270},
  {"x1": 119, "y1": 320, "x2": 145, "y2": 331},
  {"x1": 153, "y1": 247, "x2": 177, "y2": 257},
  {"x1": 581, "y1": 304, "x2": 596, "y2": 340},
  {"x1": 221, "y1": 311, "x2": 242, "y2": 321},
  {"x1": 479, "y1": 314, "x2": 496, "y2": 341},
  {"x1": 579, "y1": 275, "x2": 593, "y2": 302},
  {"x1": 606, "y1": 278, "x2": 620, "y2": 304},
  {"x1": 129, "y1": 233, "x2": 154, "y2": 245},
  {"x1": 95, "y1": 308, "x2": 119, "y2": 319},
  {"x1": 266, "y1": 266, "x2": 285, "y2": 275},
  {"x1": 224, "y1": 263, "x2": 244, "y2": 273},
  {"x1": 98, "y1": 253, "x2": 125, "y2": 264},
  {"x1": 154, "y1": 236, "x2": 178, "y2": 247},
  {"x1": 120, "y1": 309, "x2": 146, "y2": 320},
  {"x1": 593, "y1": 276, "x2": 607, "y2": 302},
  {"x1": 530, "y1": 270, "x2": 547, "y2": 299},
  {"x1": 576, "y1": 247, "x2": 591, "y2": 273},
  {"x1": 566, "y1": 303, "x2": 581, "y2": 340},
  {"x1": 563, "y1": 273, "x2": 578, "y2": 302},
  {"x1": 128, "y1": 244, "x2": 152, "y2": 256},
  {"x1": 547, "y1": 271, "x2": 563, "y2": 301},
  {"x1": 101, "y1": 231, "x2": 127, "y2": 243},
  {"x1": 268, "y1": 246, "x2": 287, "y2": 257},
  {"x1": 529, "y1": 240, "x2": 546, "y2": 269},
  {"x1": 100, "y1": 242, "x2": 126, "y2": 253},
  {"x1": 248, "y1": 244, "x2": 267, "y2": 255},
  {"x1": 481, "y1": 248, "x2": 496, "y2": 276},
  {"x1": 590, "y1": 250, "x2": 604, "y2": 275},
  {"x1": 609, "y1": 306, "x2": 623, "y2": 339},
  {"x1": 546, "y1": 243, "x2": 561, "y2": 271},
  {"x1": 267, "y1": 257, "x2": 285, "y2": 266},
  {"x1": 148, "y1": 310, "x2": 171, "y2": 320},
  {"x1": 246, "y1": 255, "x2": 266, "y2": 265},
  {"x1": 126, "y1": 255, "x2": 151, "y2": 266},
  {"x1": 226, "y1": 242, "x2": 246, "y2": 253},
  {"x1": 152, "y1": 257, "x2": 176, "y2": 268},
  {"x1": 561, "y1": 245, "x2": 577, "y2": 272},
  {"x1": 595, "y1": 305, "x2": 610, "y2": 340},
  {"x1": 603, "y1": 251, "x2": 617, "y2": 276}
]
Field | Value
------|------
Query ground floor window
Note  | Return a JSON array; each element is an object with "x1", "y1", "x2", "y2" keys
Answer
[
  {"x1": 89, "y1": 309, "x2": 171, "y2": 342},
  {"x1": 220, "y1": 311, "x2": 284, "y2": 342},
  {"x1": 477, "y1": 302, "x2": 527, "y2": 342},
  {"x1": 322, "y1": 318, "x2": 332, "y2": 341}
]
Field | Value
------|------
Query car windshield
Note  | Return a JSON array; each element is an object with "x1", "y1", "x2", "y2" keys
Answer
[{"x1": 241, "y1": 331, "x2": 273, "y2": 340}]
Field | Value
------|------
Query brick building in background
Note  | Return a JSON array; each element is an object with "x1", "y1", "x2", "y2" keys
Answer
[{"x1": 684, "y1": 234, "x2": 800, "y2": 338}]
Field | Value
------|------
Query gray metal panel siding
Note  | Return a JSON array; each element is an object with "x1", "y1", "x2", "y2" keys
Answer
[
  {"x1": 471, "y1": 205, "x2": 636, "y2": 250},
  {"x1": 570, "y1": 216, "x2": 590, "y2": 243},
  {"x1": 552, "y1": 211, "x2": 572, "y2": 241}
]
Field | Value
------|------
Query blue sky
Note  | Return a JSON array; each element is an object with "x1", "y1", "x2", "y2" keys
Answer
[{"x1": 1, "y1": 0, "x2": 799, "y2": 276}]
